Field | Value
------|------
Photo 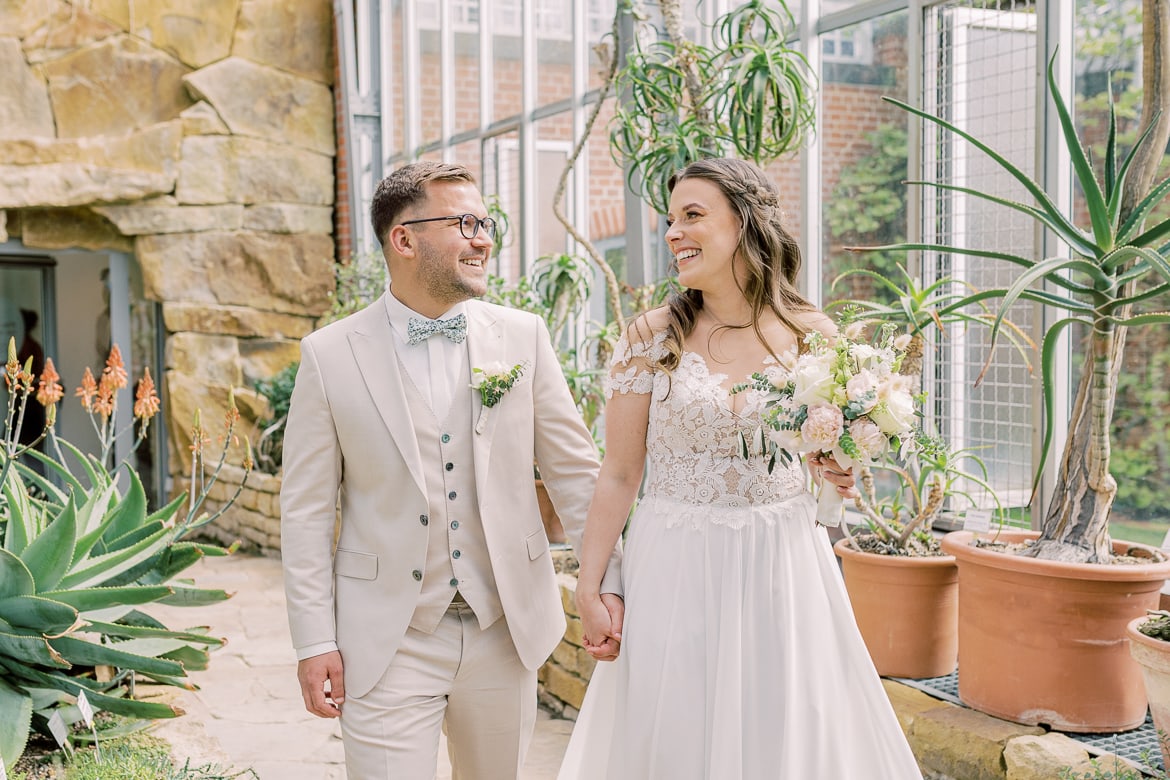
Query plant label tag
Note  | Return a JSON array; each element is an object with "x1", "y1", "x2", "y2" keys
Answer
[
  {"x1": 963, "y1": 509, "x2": 992, "y2": 533},
  {"x1": 1, "y1": 754, "x2": 8, "y2": 780},
  {"x1": 47, "y1": 711, "x2": 70, "y2": 752},
  {"x1": 1161, "y1": 528, "x2": 1170, "y2": 551},
  {"x1": 76, "y1": 690, "x2": 94, "y2": 728}
]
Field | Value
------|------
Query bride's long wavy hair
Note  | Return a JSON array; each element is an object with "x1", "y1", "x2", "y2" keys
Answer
[{"x1": 654, "y1": 157, "x2": 816, "y2": 372}]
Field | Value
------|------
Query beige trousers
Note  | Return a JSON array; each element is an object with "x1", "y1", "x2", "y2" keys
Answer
[{"x1": 339, "y1": 602, "x2": 536, "y2": 779}]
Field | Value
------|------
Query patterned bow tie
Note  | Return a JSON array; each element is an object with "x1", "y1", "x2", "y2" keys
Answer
[{"x1": 406, "y1": 314, "x2": 467, "y2": 345}]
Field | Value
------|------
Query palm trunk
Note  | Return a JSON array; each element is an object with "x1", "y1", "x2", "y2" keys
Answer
[{"x1": 1030, "y1": 320, "x2": 1127, "y2": 563}]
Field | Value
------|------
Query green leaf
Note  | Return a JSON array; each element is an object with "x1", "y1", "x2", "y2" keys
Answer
[
  {"x1": 2, "y1": 468, "x2": 37, "y2": 555},
  {"x1": 57, "y1": 521, "x2": 172, "y2": 591},
  {"x1": 159, "y1": 586, "x2": 233, "y2": 607},
  {"x1": 0, "y1": 595, "x2": 78, "y2": 635},
  {"x1": 0, "y1": 677, "x2": 32, "y2": 772},
  {"x1": 48, "y1": 635, "x2": 186, "y2": 677},
  {"x1": 81, "y1": 619, "x2": 224, "y2": 647},
  {"x1": 0, "y1": 549, "x2": 35, "y2": 599},
  {"x1": 17, "y1": 495, "x2": 77, "y2": 592},
  {"x1": 41, "y1": 584, "x2": 173, "y2": 612},
  {"x1": 0, "y1": 626, "x2": 69, "y2": 668},
  {"x1": 100, "y1": 469, "x2": 149, "y2": 548}
]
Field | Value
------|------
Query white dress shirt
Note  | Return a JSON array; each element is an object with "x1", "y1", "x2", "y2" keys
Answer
[{"x1": 384, "y1": 288, "x2": 468, "y2": 420}]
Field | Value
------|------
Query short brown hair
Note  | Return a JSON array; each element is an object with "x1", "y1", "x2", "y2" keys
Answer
[{"x1": 370, "y1": 161, "x2": 476, "y2": 246}]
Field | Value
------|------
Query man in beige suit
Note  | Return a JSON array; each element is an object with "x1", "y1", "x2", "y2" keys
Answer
[{"x1": 280, "y1": 161, "x2": 623, "y2": 779}]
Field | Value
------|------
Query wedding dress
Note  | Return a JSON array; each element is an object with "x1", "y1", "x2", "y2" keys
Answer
[{"x1": 557, "y1": 331, "x2": 923, "y2": 779}]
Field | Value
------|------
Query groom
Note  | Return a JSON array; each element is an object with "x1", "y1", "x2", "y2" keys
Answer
[{"x1": 280, "y1": 161, "x2": 623, "y2": 778}]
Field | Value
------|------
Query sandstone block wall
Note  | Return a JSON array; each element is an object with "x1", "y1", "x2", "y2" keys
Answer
[{"x1": 0, "y1": 0, "x2": 337, "y2": 509}]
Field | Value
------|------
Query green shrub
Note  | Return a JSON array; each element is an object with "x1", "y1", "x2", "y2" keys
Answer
[{"x1": 252, "y1": 362, "x2": 299, "y2": 474}]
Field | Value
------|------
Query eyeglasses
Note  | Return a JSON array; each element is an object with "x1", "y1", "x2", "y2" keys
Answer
[{"x1": 399, "y1": 213, "x2": 497, "y2": 240}]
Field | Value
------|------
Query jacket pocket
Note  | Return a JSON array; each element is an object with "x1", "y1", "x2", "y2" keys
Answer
[
  {"x1": 525, "y1": 530, "x2": 549, "y2": 561},
  {"x1": 334, "y1": 548, "x2": 378, "y2": 580}
]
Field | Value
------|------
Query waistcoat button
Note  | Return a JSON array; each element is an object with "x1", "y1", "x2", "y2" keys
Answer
[{"x1": 412, "y1": 569, "x2": 422, "y2": 581}]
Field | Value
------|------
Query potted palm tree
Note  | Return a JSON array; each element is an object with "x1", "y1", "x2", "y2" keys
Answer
[{"x1": 856, "y1": 50, "x2": 1170, "y2": 731}]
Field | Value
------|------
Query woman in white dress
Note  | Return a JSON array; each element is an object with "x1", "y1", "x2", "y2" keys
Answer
[{"x1": 560, "y1": 158, "x2": 923, "y2": 779}]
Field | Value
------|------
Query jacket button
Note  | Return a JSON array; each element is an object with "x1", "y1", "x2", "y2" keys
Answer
[
  {"x1": 448, "y1": 491, "x2": 457, "y2": 500},
  {"x1": 449, "y1": 577, "x2": 458, "y2": 587},
  {"x1": 412, "y1": 569, "x2": 422, "y2": 581},
  {"x1": 450, "y1": 520, "x2": 459, "y2": 530},
  {"x1": 441, "y1": 433, "x2": 451, "y2": 443},
  {"x1": 420, "y1": 514, "x2": 429, "y2": 526},
  {"x1": 452, "y1": 550, "x2": 461, "y2": 559},
  {"x1": 445, "y1": 462, "x2": 454, "y2": 471}
]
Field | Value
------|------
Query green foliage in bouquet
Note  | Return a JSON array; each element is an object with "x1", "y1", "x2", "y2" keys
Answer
[{"x1": 0, "y1": 339, "x2": 251, "y2": 772}]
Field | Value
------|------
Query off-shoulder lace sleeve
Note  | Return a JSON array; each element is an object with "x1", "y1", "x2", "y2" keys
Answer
[{"x1": 605, "y1": 329, "x2": 669, "y2": 399}]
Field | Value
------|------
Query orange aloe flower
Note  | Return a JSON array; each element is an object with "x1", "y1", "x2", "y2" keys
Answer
[
  {"x1": 103, "y1": 344, "x2": 129, "y2": 391},
  {"x1": 134, "y1": 367, "x2": 161, "y2": 421},
  {"x1": 76, "y1": 367, "x2": 98, "y2": 412},
  {"x1": 93, "y1": 372, "x2": 117, "y2": 420},
  {"x1": 36, "y1": 358, "x2": 64, "y2": 407}
]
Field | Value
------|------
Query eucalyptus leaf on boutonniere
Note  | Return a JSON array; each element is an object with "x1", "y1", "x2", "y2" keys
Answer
[{"x1": 472, "y1": 361, "x2": 529, "y2": 433}]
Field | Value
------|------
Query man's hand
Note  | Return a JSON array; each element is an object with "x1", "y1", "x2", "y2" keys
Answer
[{"x1": 297, "y1": 650, "x2": 345, "y2": 718}]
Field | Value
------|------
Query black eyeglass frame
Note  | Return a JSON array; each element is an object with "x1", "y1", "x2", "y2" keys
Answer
[{"x1": 399, "y1": 213, "x2": 497, "y2": 240}]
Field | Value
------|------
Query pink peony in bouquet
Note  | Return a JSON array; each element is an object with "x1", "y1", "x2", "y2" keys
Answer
[{"x1": 734, "y1": 323, "x2": 923, "y2": 526}]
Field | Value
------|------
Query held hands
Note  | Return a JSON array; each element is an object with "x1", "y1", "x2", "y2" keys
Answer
[
  {"x1": 577, "y1": 591, "x2": 625, "y2": 662},
  {"x1": 298, "y1": 650, "x2": 345, "y2": 718},
  {"x1": 808, "y1": 453, "x2": 859, "y2": 500}
]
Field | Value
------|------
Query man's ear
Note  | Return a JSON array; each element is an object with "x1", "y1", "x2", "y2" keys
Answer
[{"x1": 387, "y1": 225, "x2": 414, "y2": 257}]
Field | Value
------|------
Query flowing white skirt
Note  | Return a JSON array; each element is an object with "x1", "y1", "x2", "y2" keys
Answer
[{"x1": 557, "y1": 492, "x2": 922, "y2": 779}]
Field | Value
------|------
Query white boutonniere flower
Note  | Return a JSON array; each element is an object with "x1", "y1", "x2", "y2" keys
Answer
[{"x1": 471, "y1": 361, "x2": 529, "y2": 433}]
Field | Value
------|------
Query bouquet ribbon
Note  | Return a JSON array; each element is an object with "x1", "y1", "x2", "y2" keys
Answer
[{"x1": 814, "y1": 461, "x2": 857, "y2": 527}]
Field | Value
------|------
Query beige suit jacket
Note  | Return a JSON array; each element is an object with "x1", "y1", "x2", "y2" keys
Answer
[{"x1": 281, "y1": 295, "x2": 620, "y2": 699}]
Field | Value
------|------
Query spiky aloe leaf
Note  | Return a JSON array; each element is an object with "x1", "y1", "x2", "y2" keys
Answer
[
  {"x1": 41, "y1": 585, "x2": 174, "y2": 613},
  {"x1": 0, "y1": 677, "x2": 32, "y2": 772},
  {"x1": 0, "y1": 549, "x2": 35, "y2": 599},
  {"x1": 81, "y1": 619, "x2": 224, "y2": 647},
  {"x1": 158, "y1": 586, "x2": 232, "y2": 607},
  {"x1": 56, "y1": 522, "x2": 173, "y2": 591},
  {"x1": 17, "y1": 495, "x2": 77, "y2": 592},
  {"x1": 0, "y1": 626, "x2": 69, "y2": 668},
  {"x1": 48, "y1": 635, "x2": 185, "y2": 677},
  {"x1": 99, "y1": 469, "x2": 148, "y2": 549},
  {"x1": 0, "y1": 596, "x2": 79, "y2": 635},
  {"x1": 2, "y1": 469, "x2": 39, "y2": 556}
]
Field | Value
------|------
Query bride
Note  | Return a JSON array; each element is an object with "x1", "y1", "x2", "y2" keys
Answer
[{"x1": 559, "y1": 158, "x2": 923, "y2": 779}]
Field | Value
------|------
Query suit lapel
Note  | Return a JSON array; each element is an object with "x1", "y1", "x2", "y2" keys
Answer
[
  {"x1": 348, "y1": 299, "x2": 426, "y2": 497},
  {"x1": 466, "y1": 303, "x2": 503, "y2": 494}
]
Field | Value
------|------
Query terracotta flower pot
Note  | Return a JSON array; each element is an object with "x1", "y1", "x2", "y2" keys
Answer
[
  {"x1": 941, "y1": 529, "x2": 1170, "y2": 732},
  {"x1": 834, "y1": 538, "x2": 958, "y2": 678},
  {"x1": 1127, "y1": 616, "x2": 1170, "y2": 770}
]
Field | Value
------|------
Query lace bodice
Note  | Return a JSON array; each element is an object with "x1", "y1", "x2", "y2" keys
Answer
[{"x1": 606, "y1": 330, "x2": 807, "y2": 526}]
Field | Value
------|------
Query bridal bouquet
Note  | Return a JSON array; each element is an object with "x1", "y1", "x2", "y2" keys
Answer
[{"x1": 733, "y1": 323, "x2": 922, "y2": 526}]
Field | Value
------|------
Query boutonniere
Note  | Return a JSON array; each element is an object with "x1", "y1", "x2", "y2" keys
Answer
[{"x1": 471, "y1": 361, "x2": 529, "y2": 433}]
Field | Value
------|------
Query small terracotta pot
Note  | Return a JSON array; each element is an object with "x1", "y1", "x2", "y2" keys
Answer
[
  {"x1": 1127, "y1": 616, "x2": 1170, "y2": 770},
  {"x1": 834, "y1": 538, "x2": 958, "y2": 678},
  {"x1": 942, "y1": 530, "x2": 1170, "y2": 732}
]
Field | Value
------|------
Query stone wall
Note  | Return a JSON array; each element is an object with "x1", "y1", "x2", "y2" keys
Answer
[
  {"x1": 198, "y1": 463, "x2": 282, "y2": 555},
  {"x1": 0, "y1": 0, "x2": 336, "y2": 493}
]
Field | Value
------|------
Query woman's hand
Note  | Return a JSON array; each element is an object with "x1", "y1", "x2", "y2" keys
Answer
[
  {"x1": 809, "y1": 453, "x2": 859, "y2": 499},
  {"x1": 576, "y1": 589, "x2": 623, "y2": 662}
]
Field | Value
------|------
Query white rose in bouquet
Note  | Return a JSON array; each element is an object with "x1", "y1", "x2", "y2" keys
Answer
[
  {"x1": 849, "y1": 417, "x2": 888, "y2": 462},
  {"x1": 791, "y1": 357, "x2": 835, "y2": 407},
  {"x1": 870, "y1": 374, "x2": 917, "y2": 435},
  {"x1": 844, "y1": 370, "x2": 879, "y2": 413}
]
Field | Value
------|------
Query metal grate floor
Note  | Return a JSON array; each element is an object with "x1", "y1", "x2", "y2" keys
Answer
[{"x1": 895, "y1": 671, "x2": 1165, "y2": 776}]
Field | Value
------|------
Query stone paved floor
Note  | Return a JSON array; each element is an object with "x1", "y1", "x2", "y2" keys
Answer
[{"x1": 151, "y1": 554, "x2": 571, "y2": 779}]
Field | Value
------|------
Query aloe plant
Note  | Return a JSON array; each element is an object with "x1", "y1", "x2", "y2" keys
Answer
[
  {"x1": 855, "y1": 54, "x2": 1170, "y2": 563},
  {"x1": 0, "y1": 340, "x2": 251, "y2": 771}
]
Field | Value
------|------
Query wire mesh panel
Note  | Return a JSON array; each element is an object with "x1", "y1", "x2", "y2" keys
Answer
[{"x1": 922, "y1": 0, "x2": 1039, "y2": 513}]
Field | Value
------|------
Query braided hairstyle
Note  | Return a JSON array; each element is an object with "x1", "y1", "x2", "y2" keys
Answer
[{"x1": 656, "y1": 157, "x2": 816, "y2": 371}]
